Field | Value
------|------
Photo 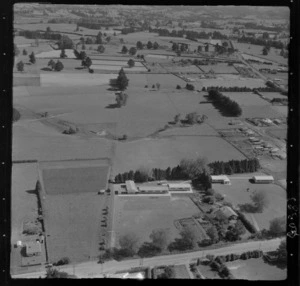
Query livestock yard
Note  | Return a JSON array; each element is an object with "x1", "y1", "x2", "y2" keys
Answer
[{"x1": 11, "y1": 4, "x2": 289, "y2": 280}]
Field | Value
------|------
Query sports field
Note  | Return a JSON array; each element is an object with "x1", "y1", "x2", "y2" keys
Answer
[{"x1": 112, "y1": 195, "x2": 200, "y2": 247}]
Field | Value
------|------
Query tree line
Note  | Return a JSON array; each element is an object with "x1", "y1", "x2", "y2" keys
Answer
[
  {"x1": 207, "y1": 89, "x2": 242, "y2": 117},
  {"x1": 208, "y1": 159, "x2": 260, "y2": 175},
  {"x1": 237, "y1": 35, "x2": 285, "y2": 49},
  {"x1": 19, "y1": 29, "x2": 62, "y2": 40},
  {"x1": 149, "y1": 27, "x2": 228, "y2": 40}
]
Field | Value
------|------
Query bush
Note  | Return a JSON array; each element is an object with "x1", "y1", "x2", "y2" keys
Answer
[
  {"x1": 89, "y1": 68, "x2": 94, "y2": 73},
  {"x1": 145, "y1": 85, "x2": 148, "y2": 88},
  {"x1": 176, "y1": 85, "x2": 181, "y2": 89},
  {"x1": 186, "y1": 83, "x2": 195, "y2": 91}
]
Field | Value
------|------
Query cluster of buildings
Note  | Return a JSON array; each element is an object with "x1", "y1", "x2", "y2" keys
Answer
[{"x1": 119, "y1": 180, "x2": 193, "y2": 196}]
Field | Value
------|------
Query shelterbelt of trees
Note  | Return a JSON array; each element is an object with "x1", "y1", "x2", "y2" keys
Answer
[
  {"x1": 114, "y1": 158, "x2": 260, "y2": 188},
  {"x1": 207, "y1": 89, "x2": 242, "y2": 117}
]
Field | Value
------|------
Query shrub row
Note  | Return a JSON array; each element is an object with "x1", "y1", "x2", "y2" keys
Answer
[{"x1": 236, "y1": 210, "x2": 257, "y2": 234}]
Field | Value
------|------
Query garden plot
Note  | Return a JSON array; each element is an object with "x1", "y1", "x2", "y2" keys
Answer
[
  {"x1": 112, "y1": 196, "x2": 200, "y2": 247},
  {"x1": 41, "y1": 165, "x2": 109, "y2": 195},
  {"x1": 44, "y1": 192, "x2": 107, "y2": 263},
  {"x1": 40, "y1": 73, "x2": 116, "y2": 87},
  {"x1": 225, "y1": 258, "x2": 286, "y2": 280},
  {"x1": 222, "y1": 92, "x2": 269, "y2": 106},
  {"x1": 112, "y1": 136, "x2": 245, "y2": 175},
  {"x1": 199, "y1": 64, "x2": 239, "y2": 74},
  {"x1": 36, "y1": 49, "x2": 76, "y2": 59}
]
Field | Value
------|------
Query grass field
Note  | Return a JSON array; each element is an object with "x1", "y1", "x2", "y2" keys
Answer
[
  {"x1": 40, "y1": 73, "x2": 117, "y2": 87},
  {"x1": 226, "y1": 257, "x2": 286, "y2": 280},
  {"x1": 232, "y1": 42, "x2": 288, "y2": 66},
  {"x1": 222, "y1": 92, "x2": 270, "y2": 106},
  {"x1": 44, "y1": 192, "x2": 107, "y2": 263},
  {"x1": 41, "y1": 165, "x2": 109, "y2": 195},
  {"x1": 212, "y1": 174, "x2": 286, "y2": 230},
  {"x1": 11, "y1": 163, "x2": 39, "y2": 242},
  {"x1": 199, "y1": 64, "x2": 239, "y2": 74},
  {"x1": 36, "y1": 49, "x2": 76, "y2": 58},
  {"x1": 112, "y1": 196, "x2": 200, "y2": 247},
  {"x1": 112, "y1": 136, "x2": 246, "y2": 175}
]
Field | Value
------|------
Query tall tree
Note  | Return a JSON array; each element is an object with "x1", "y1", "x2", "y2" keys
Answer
[
  {"x1": 29, "y1": 52, "x2": 36, "y2": 64},
  {"x1": 121, "y1": 45, "x2": 128, "y2": 54},
  {"x1": 251, "y1": 190, "x2": 269, "y2": 212},
  {"x1": 16, "y1": 61, "x2": 24, "y2": 72},
  {"x1": 116, "y1": 68, "x2": 129, "y2": 90},
  {"x1": 147, "y1": 41, "x2": 153, "y2": 49},
  {"x1": 127, "y1": 59, "x2": 135, "y2": 68},
  {"x1": 129, "y1": 47, "x2": 137, "y2": 56},
  {"x1": 136, "y1": 41, "x2": 143, "y2": 49}
]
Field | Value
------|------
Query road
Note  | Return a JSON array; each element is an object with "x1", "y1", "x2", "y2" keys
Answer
[{"x1": 12, "y1": 238, "x2": 283, "y2": 279}]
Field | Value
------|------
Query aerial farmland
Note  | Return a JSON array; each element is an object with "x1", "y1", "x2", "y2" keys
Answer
[{"x1": 11, "y1": 4, "x2": 289, "y2": 280}]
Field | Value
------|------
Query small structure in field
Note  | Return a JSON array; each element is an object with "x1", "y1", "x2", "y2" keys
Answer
[
  {"x1": 252, "y1": 175, "x2": 274, "y2": 184},
  {"x1": 211, "y1": 175, "x2": 230, "y2": 185}
]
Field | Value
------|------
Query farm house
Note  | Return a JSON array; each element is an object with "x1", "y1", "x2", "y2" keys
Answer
[
  {"x1": 211, "y1": 175, "x2": 231, "y2": 185},
  {"x1": 252, "y1": 175, "x2": 274, "y2": 184}
]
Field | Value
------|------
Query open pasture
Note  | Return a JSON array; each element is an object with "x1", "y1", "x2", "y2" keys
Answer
[
  {"x1": 41, "y1": 164, "x2": 109, "y2": 195},
  {"x1": 199, "y1": 64, "x2": 239, "y2": 74},
  {"x1": 222, "y1": 92, "x2": 270, "y2": 106},
  {"x1": 91, "y1": 60, "x2": 144, "y2": 67},
  {"x1": 145, "y1": 73, "x2": 186, "y2": 89},
  {"x1": 112, "y1": 136, "x2": 246, "y2": 175},
  {"x1": 212, "y1": 175, "x2": 286, "y2": 230},
  {"x1": 35, "y1": 49, "x2": 76, "y2": 58},
  {"x1": 91, "y1": 65, "x2": 148, "y2": 72},
  {"x1": 226, "y1": 258, "x2": 286, "y2": 280},
  {"x1": 40, "y1": 73, "x2": 117, "y2": 87},
  {"x1": 11, "y1": 163, "x2": 39, "y2": 242},
  {"x1": 193, "y1": 77, "x2": 266, "y2": 89},
  {"x1": 233, "y1": 41, "x2": 287, "y2": 65},
  {"x1": 161, "y1": 63, "x2": 201, "y2": 73},
  {"x1": 112, "y1": 195, "x2": 200, "y2": 247}
]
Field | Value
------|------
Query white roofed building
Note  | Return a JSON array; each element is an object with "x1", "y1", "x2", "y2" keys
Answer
[
  {"x1": 211, "y1": 175, "x2": 230, "y2": 185},
  {"x1": 252, "y1": 175, "x2": 274, "y2": 183},
  {"x1": 125, "y1": 180, "x2": 138, "y2": 193},
  {"x1": 168, "y1": 183, "x2": 192, "y2": 193}
]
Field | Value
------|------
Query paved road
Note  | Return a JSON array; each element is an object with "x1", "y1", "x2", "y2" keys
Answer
[{"x1": 12, "y1": 238, "x2": 283, "y2": 279}]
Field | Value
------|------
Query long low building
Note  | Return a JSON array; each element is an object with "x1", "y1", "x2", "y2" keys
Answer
[
  {"x1": 252, "y1": 175, "x2": 274, "y2": 184},
  {"x1": 211, "y1": 175, "x2": 230, "y2": 185},
  {"x1": 138, "y1": 186, "x2": 169, "y2": 193},
  {"x1": 168, "y1": 183, "x2": 192, "y2": 192}
]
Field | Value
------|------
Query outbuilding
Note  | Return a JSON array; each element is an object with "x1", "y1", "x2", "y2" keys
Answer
[
  {"x1": 252, "y1": 175, "x2": 274, "y2": 184},
  {"x1": 168, "y1": 183, "x2": 192, "y2": 192},
  {"x1": 125, "y1": 180, "x2": 138, "y2": 193},
  {"x1": 211, "y1": 175, "x2": 230, "y2": 185}
]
